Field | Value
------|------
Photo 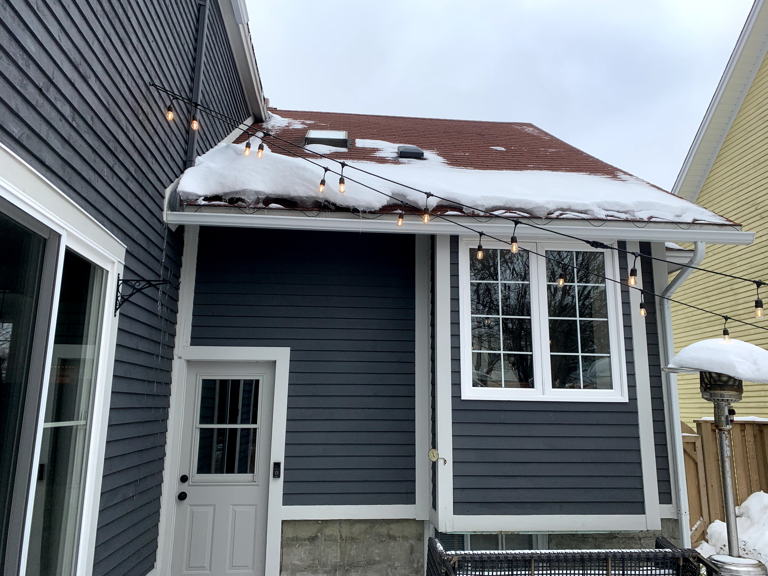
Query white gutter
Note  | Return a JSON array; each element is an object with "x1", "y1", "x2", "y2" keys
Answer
[
  {"x1": 165, "y1": 210, "x2": 755, "y2": 246},
  {"x1": 658, "y1": 241, "x2": 706, "y2": 547}
]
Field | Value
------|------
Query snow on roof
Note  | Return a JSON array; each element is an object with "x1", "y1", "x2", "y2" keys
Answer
[
  {"x1": 176, "y1": 110, "x2": 731, "y2": 224},
  {"x1": 669, "y1": 338, "x2": 768, "y2": 383}
]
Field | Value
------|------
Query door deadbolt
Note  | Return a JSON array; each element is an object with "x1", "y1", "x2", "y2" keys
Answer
[
  {"x1": 177, "y1": 491, "x2": 188, "y2": 501},
  {"x1": 179, "y1": 474, "x2": 189, "y2": 483}
]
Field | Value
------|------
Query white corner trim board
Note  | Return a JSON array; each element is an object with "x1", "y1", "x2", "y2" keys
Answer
[
  {"x1": 625, "y1": 242, "x2": 661, "y2": 531},
  {"x1": 433, "y1": 235, "x2": 455, "y2": 531},
  {"x1": 414, "y1": 236, "x2": 431, "y2": 521}
]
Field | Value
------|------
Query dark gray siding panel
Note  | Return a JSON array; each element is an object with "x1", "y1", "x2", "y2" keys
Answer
[
  {"x1": 191, "y1": 228, "x2": 416, "y2": 506},
  {"x1": 641, "y1": 243, "x2": 672, "y2": 505},
  {"x1": 0, "y1": 1, "x2": 249, "y2": 574},
  {"x1": 451, "y1": 237, "x2": 645, "y2": 516}
]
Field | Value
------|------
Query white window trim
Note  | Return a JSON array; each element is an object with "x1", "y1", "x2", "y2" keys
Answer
[
  {"x1": 458, "y1": 237, "x2": 628, "y2": 403},
  {"x1": 0, "y1": 142, "x2": 125, "y2": 576}
]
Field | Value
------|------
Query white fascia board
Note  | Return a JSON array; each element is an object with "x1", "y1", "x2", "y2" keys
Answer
[
  {"x1": 218, "y1": 0, "x2": 267, "y2": 120},
  {"x1": 166, "y1": 209, "x2": 754, "y2": 245},
  {"x1": 672, "y1": 0, "x2": 768, "y2": 202},
  {"x1": 451, "y1": 515, "x2": 652, "y2": 533}
]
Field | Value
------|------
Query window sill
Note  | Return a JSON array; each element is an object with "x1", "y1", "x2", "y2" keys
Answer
[{"x1": 460, "y1": 386, "x2": 629, "y2": 403}]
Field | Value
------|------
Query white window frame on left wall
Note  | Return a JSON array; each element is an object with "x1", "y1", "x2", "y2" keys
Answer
[{"x1": 0, "y1": 142, "x2": 125, "y2": 576}]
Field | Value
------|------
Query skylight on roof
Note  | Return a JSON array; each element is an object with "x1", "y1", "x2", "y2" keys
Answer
[{"x1": 304, "y1": 130, "x2": 348, "y2": 148}]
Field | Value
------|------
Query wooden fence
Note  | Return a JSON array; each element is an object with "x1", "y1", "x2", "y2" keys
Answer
[{"x1": 683, "y1": 420, "x2": 768, "y2": 544}]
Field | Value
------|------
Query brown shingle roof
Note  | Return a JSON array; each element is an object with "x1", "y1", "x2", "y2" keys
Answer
[{"x1": 238, "y1": 108, "x2": 636, "y2": 182}]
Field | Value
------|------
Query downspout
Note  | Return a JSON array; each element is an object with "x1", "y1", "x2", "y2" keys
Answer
[
  {"x1": 186, "y1": 0, "x2": 210, "y2": 168},
  {"x1": 658, "y1": 240, "x2": 705, "y2": 548}
]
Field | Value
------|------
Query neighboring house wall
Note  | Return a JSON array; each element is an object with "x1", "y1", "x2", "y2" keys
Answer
[
  {"x1": 0, "y1": 1, "x2": 249, "y2": 574},
  {"x1": 191, "y1": 227, "x2": 417, "y2": 506},
  {"x1": 672, "y1": 51, "x2": 768, "y2": 424}
]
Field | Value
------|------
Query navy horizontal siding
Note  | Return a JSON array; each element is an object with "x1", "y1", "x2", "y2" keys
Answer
[
  {"x1": 191, "y1": 228, "x2": 416, "y2": 506},
  {"x1": 0, "y1": 1, "x2": 250, "y2": 573},
  {"x1": 450, "y1": 237, "x2": 645, "y2": 516}
]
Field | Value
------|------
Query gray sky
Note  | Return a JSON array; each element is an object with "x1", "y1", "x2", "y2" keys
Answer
[{"x1": 248, "y1": 0, "x2": 753, "y2": 190}]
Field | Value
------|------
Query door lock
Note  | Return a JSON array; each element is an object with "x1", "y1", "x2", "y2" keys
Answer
[
  {"x1": 179, "y1": 474, "x2": 189, "y2": 483},
  {"x1": 177, "y1": 491, "x2": 188, "y2": 501}
]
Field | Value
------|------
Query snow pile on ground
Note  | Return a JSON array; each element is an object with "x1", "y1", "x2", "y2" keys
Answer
[
  {"x1": 669, "y1": 339, "x2": 768, "y2": 383},
  {"x1": 697, "y1": 491, "x2": 768, "y2": 565},
  {"x1": 176, "y1": 134, "x2": 728, "y2": 223}
]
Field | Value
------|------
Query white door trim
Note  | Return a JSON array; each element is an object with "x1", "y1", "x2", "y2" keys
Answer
[
  {"x1": 157, "y1": 349, "x2": 290, "y2": 573},
  {"x1": 414, "y1": 236, "x2": 431, "y2": 520}
]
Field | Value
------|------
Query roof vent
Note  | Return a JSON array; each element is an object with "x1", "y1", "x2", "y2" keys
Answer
[
  {"x1": 398, "y1": 145, "x2": 424, "y2": 159},
  {"x1": 305, "y1": 129, "x2": 349, "y2": 148}
]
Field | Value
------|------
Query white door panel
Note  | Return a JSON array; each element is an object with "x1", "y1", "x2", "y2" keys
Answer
[{"x1": 172, "y1": 362, "x2": 274, "y2": 576}]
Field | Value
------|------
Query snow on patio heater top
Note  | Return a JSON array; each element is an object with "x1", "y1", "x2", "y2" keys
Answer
[{"x1": 667, "y1": 338, "x2": 768, "y2": 576}]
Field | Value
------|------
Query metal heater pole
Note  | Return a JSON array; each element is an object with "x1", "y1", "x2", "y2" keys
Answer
[{"x1": 714, "y1": 401, "x2": 740, "y2": 556}]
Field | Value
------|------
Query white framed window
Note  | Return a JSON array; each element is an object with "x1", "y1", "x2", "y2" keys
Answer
[
  {"x1": 459, "y1": 237, "x2": 628, "y2": 402},
  {"x1": 0, "y1": 142, "x2": 125, "y2": 576}
]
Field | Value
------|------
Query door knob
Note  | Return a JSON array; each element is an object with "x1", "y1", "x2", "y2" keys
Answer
[
  {"x1": 180, "y1": 474, "x2": 189, "y2": 483},
  {"x1": 177, "y1": 491, "x2": 188, "y2": 501}
]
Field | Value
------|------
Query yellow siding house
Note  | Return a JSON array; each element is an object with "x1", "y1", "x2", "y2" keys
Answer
[{"x1": 672, "y1": 0, "x2": 768, "y2": 423}]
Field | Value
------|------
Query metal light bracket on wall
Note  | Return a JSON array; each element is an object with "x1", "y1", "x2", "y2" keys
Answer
[{"x1": 114, "y1": 274, "x2": 170, "y2": 316}]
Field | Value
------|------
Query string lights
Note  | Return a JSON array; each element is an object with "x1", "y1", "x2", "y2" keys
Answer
[
  {"x1": 338, "y1": 162, "x2": 346, "y2": 194},
  {"x1": 722, "y1": 316, "x2": 731, "y2": 341},
  {"x1": 257, "y1": 142, "x2": 265, "y2": 159},
  {"x1": 149, "y1": 83, "x2": 768, "y2": 337},
  {"x1": 476, "y1": 233, "x2": 485, "y2": 261},
  {"x1": 628, "y1": 254, "x2": 639, "y2": 287},
  {"x1": 165, "y1": 103, "x2": 174, "y2": 122},
  {"x1": 639, "y1": 295, "x2": 647, "y2": 318},
  {"x1": 244, "y1": 141, "x2": 251, "y2": 156},
  {"x1": 510, "y1": 221, "x2": 519, "y2": 254},
  {"x1": 319, "y1": 168, "x2": 328, "y2": 194}
]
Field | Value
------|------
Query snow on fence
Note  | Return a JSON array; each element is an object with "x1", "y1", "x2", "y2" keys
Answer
[{"x1": 683, "y1": 420, "x2": 768, "y2": 544}]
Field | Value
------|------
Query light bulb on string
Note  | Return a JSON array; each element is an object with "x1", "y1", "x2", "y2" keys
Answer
[
  {"x1": 257, "y1": 142, "x2": 264, "y2": 159},
  {"x1": 722, "y1": 316, "x2": 731, "y2": 342},
  {"x1": 628, "y1": 254, "x2": 639, "y2": 286},
  {"x1": 244, "y1": 141, "x2": 251, "y2": 156},
  {"x1": 755, "y1": 282, "x2": 764, "y2": 319},
  {"x1": 476, "y1": 233, "x2": 485, "y2": 261},
  {"x1": 190, "y1": 115, "x2": 199, "y2": 131},
  {"x1": 510, "y1": 221, "x2": 519, "y2": 254},
  {"x1": 396, "y1": 212, "x2": 404, "y2": 227},
  {"x1": 557, "y1": 270, "x2": 566, "y2": 288},
  {"x1": 421, "y1": 211, "x2": 431, "y2": 224},
  {"x1": 319, "y1": 168, "x2": 328, "y2": 194},
  {"x1": 639, "y1": 295, "x2": 647, "y2": 318},
  {"x1": 338, "y1": 162, "x2": 346, "y2": 194},
  {"x1": 165, "y1": 103, "x2": 174, "y2": 122}
]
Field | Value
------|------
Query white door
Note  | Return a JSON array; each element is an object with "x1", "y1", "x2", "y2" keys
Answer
[{"x1": 171, "y1": 362, "x2": 274, "y2": 576}]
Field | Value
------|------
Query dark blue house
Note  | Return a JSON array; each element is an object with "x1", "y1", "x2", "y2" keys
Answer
[{"x1": 0, "y1": 2, "x2": 754, "y2": 576}]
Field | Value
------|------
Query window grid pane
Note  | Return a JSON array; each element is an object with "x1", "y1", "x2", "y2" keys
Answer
[
  {"x1": 546, "y1": 250, "x2": 611, "y2": 390},
  {"x1": 470, "y1": 248, "x2": 533, "y2": 389}
]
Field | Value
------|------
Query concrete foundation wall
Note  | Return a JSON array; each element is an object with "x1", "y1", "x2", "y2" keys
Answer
[{"x1": 280, "y1": 519, "x2": 424, "y2": 576}]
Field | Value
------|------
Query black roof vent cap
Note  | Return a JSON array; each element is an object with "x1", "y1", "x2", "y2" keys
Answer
[{"x1": 398, "y1": 145, "x2": 425, "y2": 159}]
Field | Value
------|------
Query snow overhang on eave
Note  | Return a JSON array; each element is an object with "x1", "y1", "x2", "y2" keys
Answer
[{"x1": 164, "y1": 206, "x2": 754, "y2": 246}]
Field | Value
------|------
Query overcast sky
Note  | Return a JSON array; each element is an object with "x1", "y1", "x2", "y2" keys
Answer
[{"x1": 248, "y1": 1, "x2": 753, "y2": 190}]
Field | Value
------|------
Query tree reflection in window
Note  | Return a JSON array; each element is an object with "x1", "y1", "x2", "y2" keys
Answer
[{"x1": 470, "y1": 248, "x2": 533, "y2": 388}]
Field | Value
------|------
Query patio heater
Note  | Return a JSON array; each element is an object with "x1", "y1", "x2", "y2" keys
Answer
[{"x1": 667, "y1": 338, "x2": 768, "y2": 576}]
